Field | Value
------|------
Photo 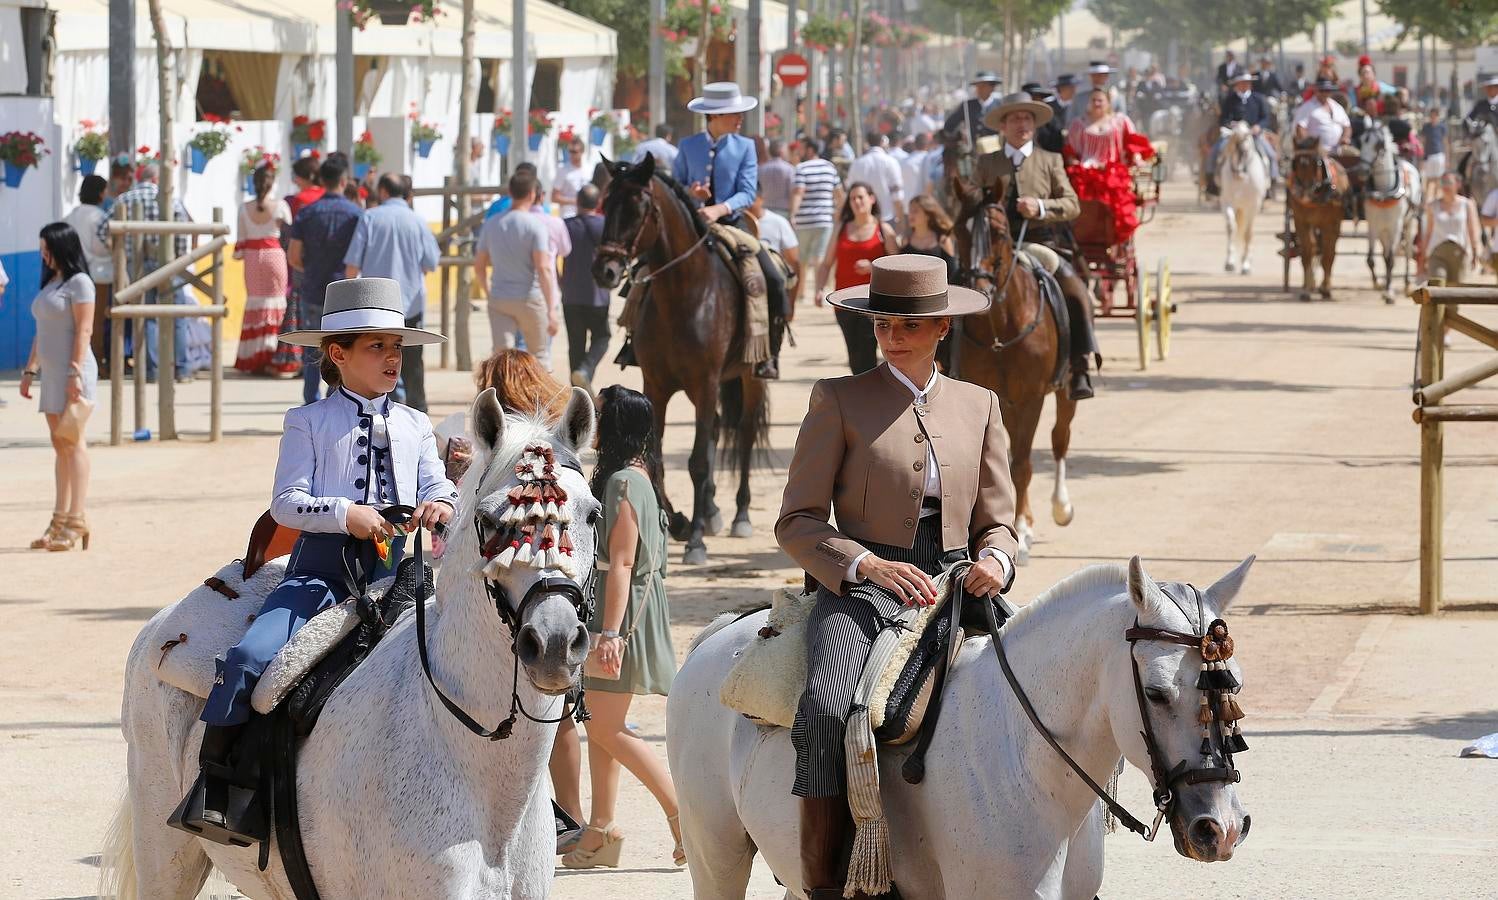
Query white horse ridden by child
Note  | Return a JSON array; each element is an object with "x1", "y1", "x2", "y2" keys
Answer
[
  {"x1": 1360, "y1": 120, "x2": 1423, "y2": 303},
  {"x1": 1218, "y1": 121, "x2": 1270, "y2": 275},
  {"x1": 101, "y1": 387, "x2": 601, "y2": 900},
  {"x1": 667, "y1": 556, "x2": 1255, "y2": 900}
]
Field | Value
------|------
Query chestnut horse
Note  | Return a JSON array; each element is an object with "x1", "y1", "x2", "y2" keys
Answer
[
  {"x1": 593, "y1": 154, "x2": 769, "y2": 564},
  {"x1": 1288, "y1": 137, "x2": 1348, "y2": 301},
  {"x1": 941, "y1": 136, "x2": 1077, "y2": 563}
]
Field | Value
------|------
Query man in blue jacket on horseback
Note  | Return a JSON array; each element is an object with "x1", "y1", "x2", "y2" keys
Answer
[{"x1": 616, "y1": 82, "x2": 786, "y2": 380}]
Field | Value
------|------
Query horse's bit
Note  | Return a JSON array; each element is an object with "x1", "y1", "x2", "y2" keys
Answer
[
  {"x1": 408, "y1": 457, "x2": 597, "y2": 742},
  {"x1": 981, "y1": 574, "x2": 1246, "y2": 841}
]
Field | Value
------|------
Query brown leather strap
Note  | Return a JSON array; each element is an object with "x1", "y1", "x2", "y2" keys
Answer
[
  {"x1": 203, "y1": 577, "x2": 239, "y2": 600},
  {"x1": 1124, "y1": 626, "x2": 1200, "y2": 648},
  {"x1": 243, "y1": 511, "x2": 299, "y2": 580}
]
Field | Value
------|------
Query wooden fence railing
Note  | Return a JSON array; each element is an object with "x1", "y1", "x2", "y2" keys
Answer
[{"x1": 1409, "y1": 283, "x2": 1498, "y2": 613}]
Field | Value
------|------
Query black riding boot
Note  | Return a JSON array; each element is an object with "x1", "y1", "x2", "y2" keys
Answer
[
  {"x1": 1056, "y1": 262, "x2": 1100, "y2": 401},
  {"x1": 754, "y1": 248, "x2": 787, "y2": 380},
  {"x1": 168, "y1": 723, "x2": 265, "y2": 846},
  {"x1": 1069, "y1": 358, "x2": 1095, "y2": 400}
]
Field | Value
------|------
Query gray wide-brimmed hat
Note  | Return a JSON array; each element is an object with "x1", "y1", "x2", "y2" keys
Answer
[
  {"x1": 1053, "y1": 73, "x2": 1081, "y2": 89},
  {"x1": 969, "y1": 71, "x2": 1004, "y2": 86},
  {"x1": 688, "y1": 82, "x2": 758, "y2": 115},
  {"x1": 983, "y1": 91, "x2": 1055, "y2": 131},
  {"x1": 1481, "y1": 73, "x2": 1498, "y2": 88},
  {"x1": 826, "y1": 255, "x2": 989, "y2": 318},
  {"x1": 280, "y1": 277, "x2": 447, "y2": 347},
  {"x1": 1087, "y1": 60, "x2": 1115, "y2": 75}
]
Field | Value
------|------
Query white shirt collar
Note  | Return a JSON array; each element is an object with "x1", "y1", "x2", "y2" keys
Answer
[
  {"x1": 1237, "y1": 90, "x2": 1252, "y2": 101},
  {"x1": 887, "y1": 363, "x2": 938, "y2": 401},
  {"x1": 340, "y1": 386, "x2": 391, "y2": 449},
  {"x1": 1006, "y1": 141, "x2": 1034, "y2": 164}
]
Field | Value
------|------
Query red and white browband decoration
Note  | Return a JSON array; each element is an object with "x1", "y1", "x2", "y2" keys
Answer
[{"x1": 478, "y1": 444, "x2": 579, "y2": 580}]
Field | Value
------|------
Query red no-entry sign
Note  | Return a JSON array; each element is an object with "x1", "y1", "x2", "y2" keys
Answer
[{"x1": 777, "y1": 53, "x2": 810, "y2": 88}]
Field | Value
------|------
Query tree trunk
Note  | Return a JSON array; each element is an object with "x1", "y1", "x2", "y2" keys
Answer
[
  {"x1": 849, "y1": 0, "x2": 863, "y2": 153},
  {"x1": 454, "y1": 0, "x2": 477, "y2": 370},
  {"x1": 1001, "y1": 2, "x2": 1015, "y2": 88},
  {"x1": 695, "y1": 0, "x2": 711, "y2": 95},
  {"x1": 147, "y1": 0, "x2": 174, "y2": 266}
]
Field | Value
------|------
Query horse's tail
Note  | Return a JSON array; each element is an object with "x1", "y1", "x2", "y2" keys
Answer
[
  {"x1": 98, "y1": 790, "x2": 138, "y2": 900},
  {"x1": 717, "y1": 377, "x2": 772, "y2": 469}
]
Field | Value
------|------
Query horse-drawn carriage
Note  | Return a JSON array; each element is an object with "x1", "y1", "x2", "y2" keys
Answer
[{"x1": 1073, "y1": 156, "x2": 1175, "y2": 369}]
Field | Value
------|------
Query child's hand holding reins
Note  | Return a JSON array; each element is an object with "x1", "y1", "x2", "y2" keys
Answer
[{"x1": 347, "y1": 504, "x2": 396, "y2": 541}]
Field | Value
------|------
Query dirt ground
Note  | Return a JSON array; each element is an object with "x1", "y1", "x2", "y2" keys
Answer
[{"x1": 3, "y1": 180, "x2": 1498, "y2": 900}]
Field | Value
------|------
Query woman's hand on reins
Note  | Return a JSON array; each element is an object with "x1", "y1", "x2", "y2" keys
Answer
[
  {"x1": 964, "y1": 556, "x2": 1008, "y2": 599},
  {"x1": 858, "y1": 555, "x2": 938, "y2": 606}
]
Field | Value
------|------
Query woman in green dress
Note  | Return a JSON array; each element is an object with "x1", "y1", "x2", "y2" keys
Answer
[{"x1": 563, "y1": 385, "x2": 682, "y2": 870}]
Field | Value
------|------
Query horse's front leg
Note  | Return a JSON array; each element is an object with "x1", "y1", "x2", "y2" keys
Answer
[
  {"x1": 730, "y1": 375, "x2": 766, "y2": 539},
  {"x1": 1382, "y1": 245, "x2": 1397, "y2": 303},
  {"x1": 1223, "y1": 205, "x2": 1239, "y2": 272},
  {"x1": 1320, "y1": 226, "x2": 1338, "y2": 299},
  {"x1": 1005, "y1": 394, "x2": 1044, "y2": 565},
  {"x1": 682, "y1": 384, "x2": 718, "y2": 565},
  {"x1": 645, "y1": 377, "x2": 689, "y2": 541},
  {"x1": 1297, "y1": 221, "x2": 1317, "y2": 301}
]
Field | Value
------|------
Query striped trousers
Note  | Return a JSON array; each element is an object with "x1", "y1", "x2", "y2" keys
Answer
[{"x1": 791, "y1": 514, "x2": 948, "y2": 798}]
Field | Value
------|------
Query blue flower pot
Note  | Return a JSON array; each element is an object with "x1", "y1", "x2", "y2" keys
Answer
[
  {"x1": 293, "y1": 142, "x2": 316, "y2": 159},
  {"x1": 188, "y1": 146, "x2": 209, "y2": 174},
  {"x1": 492, "y1": 133, "x2": 511, "y2": 156},
  {"x1": 416, "y1": 139, "x2": 435, "y2": 158},
  {"x1": 528, "y1": 133, "x2": 543, "y2": 152},
  {"x1": 79, "y1": 157, "x2": 99, "y2": 177},
  {"x1": 244, "y1": 174, "x2": 255, "y2": 195},
  {"x1": 2, "y1": 161, "x2": 25, "y2": 189},
  {"x1": 590, "y1": 126, "x2": 607, "y2": 146},
  {"x1": 354, "y1": 161, "x2": 371, "y2": 180}
]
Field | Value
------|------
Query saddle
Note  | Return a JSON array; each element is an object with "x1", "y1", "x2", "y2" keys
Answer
[{"x1": 709, "y1": 222, "x2": 773, "y2": 364}]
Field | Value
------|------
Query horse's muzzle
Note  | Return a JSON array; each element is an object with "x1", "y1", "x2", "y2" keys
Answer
[{"x1": 593, "y1": 256, "x2": 625, "y2": 291}]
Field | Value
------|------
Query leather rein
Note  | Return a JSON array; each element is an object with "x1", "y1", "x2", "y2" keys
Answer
[
  {"x1": 963, "y1": 213, "x2": 1043, "y2": 353},
  {"x1": 405, "y1": 460, "x2": 596, "y2": 742},
  {"x1": 975, "y1": 567, "x2": 1241, "y2": 841}
]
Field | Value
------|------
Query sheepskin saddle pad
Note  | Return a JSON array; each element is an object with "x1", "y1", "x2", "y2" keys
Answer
[
  {"x1": 148, "y1": 555, "x2": 426, "y2": 717},
  {"x1": 720, "y1": 573, "x2": 965, "y2": 745}
]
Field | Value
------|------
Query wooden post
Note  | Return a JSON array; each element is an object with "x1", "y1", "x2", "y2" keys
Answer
[
  {"x1": 440, "y1": 175, "x2": 453, "y2": 369},
  {"x1": 211, "y1": 208, "x2": 224, "y2": 442},
  {"x1": 1418, "y1": 301, "x2": 1446, "y2": 614},
  {"x1": 159, "y1": 299, "x2": 176, "y2": 440},
  {"x1": 110, "y1": 314, "x2": 125, "y2": 446},
  {"x1": 133, "y1": 306, "x2": 147, "y2": 437}
]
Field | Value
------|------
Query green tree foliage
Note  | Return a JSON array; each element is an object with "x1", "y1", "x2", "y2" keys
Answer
[
  {"x1": 1089, "y1": 0, "x2": 1338, "y2": 54},
  {"x1": 1376, "y1": 0, "x2": 1498, "y2": 47},
  {"x1": 552, "y1": 0, "x2": 652, "y2": 76}
]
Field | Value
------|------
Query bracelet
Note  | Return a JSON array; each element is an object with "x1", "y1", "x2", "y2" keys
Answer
[
  {"x1": 23, "y1": 369, "x2": 38, "y2": 377},
  {"x1": 601, "y1": 629, "x2": 620, "y2": 639}
]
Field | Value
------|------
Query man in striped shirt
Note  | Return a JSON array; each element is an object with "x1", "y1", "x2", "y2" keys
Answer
[{"x1": 789, "y1": 139, "x2": 844, "y2": 284}]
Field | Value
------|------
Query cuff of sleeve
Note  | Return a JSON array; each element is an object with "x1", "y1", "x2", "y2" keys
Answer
[
  {"x1": 978, "y1": 546, "x2": 1015, "y2": 591},
  {"x1": 1036, "y1": 199, "x2": 1046, "y2": 219},
  {"x1": 846, "y1": 550, "x2": 872, "y2": 585},
  {"x1": 335, "y1": 498, "x2": 352, "y2": 534}
]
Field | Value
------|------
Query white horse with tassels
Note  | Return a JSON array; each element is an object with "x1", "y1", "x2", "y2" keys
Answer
[
  {"x1": 101, "y1": 387, "x2": 600, "y2": 900},
  {"x1": 1360, "y1": 120, "x2": 1423, "y2": 303},
  {"x1": 1218, "y1": 121, "x2": 1270, "y2": 276},
  {"x1": 667, "y1": 556, "x2": 1256, "y2": 899}
]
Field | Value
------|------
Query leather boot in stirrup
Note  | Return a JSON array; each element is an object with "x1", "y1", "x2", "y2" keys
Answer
[{"x1": 168, "y1": 724, "x2": 265, "y2": 846}]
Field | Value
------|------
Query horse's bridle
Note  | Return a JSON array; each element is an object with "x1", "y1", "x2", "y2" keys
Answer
[
  {"x1": 978, "y1": 567, "x2": 1243, "y2": 841},
  {"x1": 962, "y1": 211, "x2": 1042, "y2": 353},
  {"x1": 408, "y1": 457, "x2": 596, "y2": 742},
  {"x1": 597, "y1": 177, "x2": 713, "y2": 288}
]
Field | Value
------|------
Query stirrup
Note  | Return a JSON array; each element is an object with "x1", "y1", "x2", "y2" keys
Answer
[
  {"x1": 613, "y1": 338, "x2": 637, "y2": 368},
  {"x1": 167, "y1": 770, "x2": 267, "y2": 847}
]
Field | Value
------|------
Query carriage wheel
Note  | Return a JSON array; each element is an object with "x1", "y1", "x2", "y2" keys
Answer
[
  {"x1": 1136, "y1": 263, "x2": 1152, "y2": 371},
  {"x1": 1155, "y1": 259, "x2": 1173, "y2": 361}
]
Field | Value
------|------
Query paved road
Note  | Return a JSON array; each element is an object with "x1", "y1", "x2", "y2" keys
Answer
[{"x1": 3, "y1": 181, "x2": 1496, "y2": 899}]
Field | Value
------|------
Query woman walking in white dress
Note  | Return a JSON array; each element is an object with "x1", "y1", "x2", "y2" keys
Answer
[{"x1": 19, "y1": 222, "x2": 98, "y2": 552}]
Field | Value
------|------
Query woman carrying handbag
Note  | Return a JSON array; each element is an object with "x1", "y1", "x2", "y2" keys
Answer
[{"x1": 565, "y1": 385, "x2": 683, "y2": 869}]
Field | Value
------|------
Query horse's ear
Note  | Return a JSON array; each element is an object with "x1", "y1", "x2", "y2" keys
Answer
[
  {"x1": 1204, "y1": 555, "x2": 1254, "y2": 614},
  {"x1": 555, "y1": 386, "x2": 595, "y2": 454},
  {"x1": 636, "y1": 151, "x2": 656, "y2": 180},
  {"x1": 471, "y1": 387, "x2": 505, "y2": 455},
  {"x1": 1127, "y1": 555, "x2": 1167, "y2": 617}
]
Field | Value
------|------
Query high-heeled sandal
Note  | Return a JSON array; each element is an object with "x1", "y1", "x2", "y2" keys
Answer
[
  {"x1": 560, "y1": 823, "x2": 624, "y2": 869},
  {"x1": 45, "y1": 515, "x2": 89, "y2": 552},
  {"x1": 30, "y1": 513, "x2": 65, "y2": 550},
  {"x1": 667, "y1": 813, "x2": 686, "y2": 867}
]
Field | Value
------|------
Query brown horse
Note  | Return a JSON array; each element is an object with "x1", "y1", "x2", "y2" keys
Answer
[
  {"x1": 1288, "y1": 137, "x2": 1348, "y2": 301},
  {"x1": 940, "y1": 136, "x2": 1078, "y2": 563},
  {"x1": 593, "y1": 154, "x2": 769, "y2": 565}
]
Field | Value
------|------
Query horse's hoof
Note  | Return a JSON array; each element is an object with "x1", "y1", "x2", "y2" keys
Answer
[
  {"x1": 730, "y1": 520, "x2": 754, "y2": 539},
  {"x1": 1053, "y1": 501, "x2": 1075, "y2": 527},
  {"x1": 1240, "y1": 262, "x2": 1252, "y2": 276},
  {"x1": 668, "y1": 511, "x2": 691, "y2": 542},
  {"x1": 706, "y1": 511, "x2": 725, "y2": 537},
  {"x1": 1223, "y1": 261, "x2": 1235, "y2": 273},
  {"x1": 682, "y1": 546, "x2": 708, "y2": 566},
  {"x1": 1320, "y1": 289, "x2": 1333, "y2": 300},
  {"x1": 1298, "y1": 291, "x2": 1313, "y2": 302},
  {"x1": 1383, "y1": 292, "x2": 1396, "y2": 304},
  {"x1": 1016, "y1": 543, "x2": 1031, "y2": 566}
]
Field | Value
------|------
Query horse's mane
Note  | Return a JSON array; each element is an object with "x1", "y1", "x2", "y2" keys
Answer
[
  {"x1": 464, "y1": 410, "x2": 573, "y2": 502},
  {"x1": 1000, "y1": 562, "x2": 1129, "y2": 633},
  {"x1": 650, "y1": 171, "x2": 708, "y2": 238}
]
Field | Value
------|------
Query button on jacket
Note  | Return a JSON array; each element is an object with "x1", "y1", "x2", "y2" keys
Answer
[
  {"x1": 776, "y1": 364, "x2": 1019, "y2": 593},
  {"x1": 271, "y1": 387, "x2": 460, "y2": 533}
]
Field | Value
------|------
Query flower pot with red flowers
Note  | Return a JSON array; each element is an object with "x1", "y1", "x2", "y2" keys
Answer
[
  {"x1": 290, "y1": 115, "x2": 327, "y2": 158},
  {"x1": 239, "y1": 145, "x2": 281, "y2": 195},
  {"x1": 589, "y1": 108, "x2": 618, "y2": 147},
  {"x1": 527, "y1": 109, "x2": 552, "y2": 152},
  {"x1": 353, "y1": 131, "x2": 382, "y2": 180},
  {"x1": 409, "y1": 109, "x2": 442, "y2": 158},
  {"x1": 800, "y1": 13, "x2": 852, "y2": 53},
  {"x1": 188, "y1": 117, "x2": 233, "y2": 174},
  {"x1": 0, "y1": 132, "x2": 49, "y2": 189},
  {"x1": 491, "y1": 110, "x2": 513, "y2": 155},
  {"x1": 75, "y1": 121, "x2": 108, "y2": 176}
]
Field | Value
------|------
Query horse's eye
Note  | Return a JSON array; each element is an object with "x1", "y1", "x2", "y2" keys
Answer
[{"x1": 1145, "y1": 687, "x2": 1172, "y2": 705}]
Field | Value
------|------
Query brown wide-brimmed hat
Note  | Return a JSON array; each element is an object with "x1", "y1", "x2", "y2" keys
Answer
[
  {"x1": 825, "y1": 255, "x2": 989, "y2": 318},
  {"x1": 983, "y1": 91, "x2": 1054, "y2": 132}
]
